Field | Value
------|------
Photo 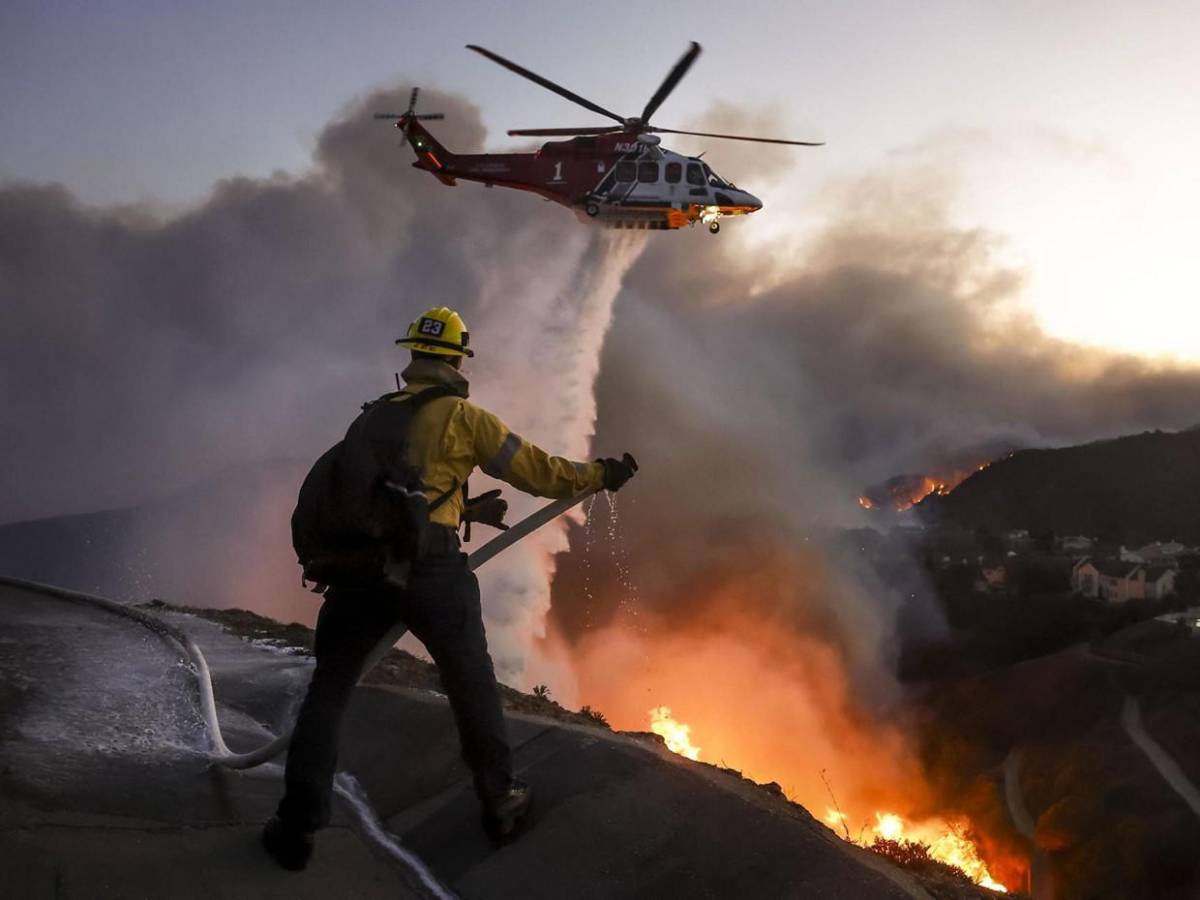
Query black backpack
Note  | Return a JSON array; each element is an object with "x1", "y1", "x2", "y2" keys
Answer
[{"x1": 291, "y1": 385, "x2": 459, "y2": 591}]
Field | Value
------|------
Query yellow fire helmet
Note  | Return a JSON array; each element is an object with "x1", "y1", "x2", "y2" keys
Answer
[{"x1": 395, "y1": 306, "x2": 474, "y2": 358}]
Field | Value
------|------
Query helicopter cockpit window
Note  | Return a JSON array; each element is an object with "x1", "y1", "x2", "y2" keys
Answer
[
  {"x1": 615, "y1": 161, "x2": 637, "y2": 183},
  {"x1": 637, "y1": 161, "x2": 659, "y2": 183},
  {"x1": 665, "y1": 162, "x2": 682, "y2": 183},
  {"x1": 685, "y1": 163, "x2": 705, "y2": 186},
  {"x1": 702, "y1": 164, "x2": 731, "y2": 188}
]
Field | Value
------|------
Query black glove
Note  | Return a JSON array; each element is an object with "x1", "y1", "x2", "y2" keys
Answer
[
  {"x1": 599, "y1": 453, "x2": 639, "y2": 492},
  {"x1": 463, "y1": 489, "x2": 509, "y2": 530}
]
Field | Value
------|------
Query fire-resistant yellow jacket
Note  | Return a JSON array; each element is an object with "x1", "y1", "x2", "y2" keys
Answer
[{"x1": 395, "y1": 359, "x2": 605, "y2": 528}]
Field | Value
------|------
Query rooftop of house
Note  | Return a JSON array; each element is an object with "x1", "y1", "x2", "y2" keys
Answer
[{"x1": 1090, "y1": 559, "x2": 1143, "y2": 579}]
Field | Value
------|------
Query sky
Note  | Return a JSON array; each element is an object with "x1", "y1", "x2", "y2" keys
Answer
[{"x1": 2, "y1": 1, "x2": 1199, "y2": 361}]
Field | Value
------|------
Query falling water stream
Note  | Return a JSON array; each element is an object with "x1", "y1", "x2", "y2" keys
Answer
[
  {"x1": 468, "y1": 230, "x2": 647, "y2": 685},
  {"x1": 579, "y1": 492, "x2": 645, "y2": 633}
]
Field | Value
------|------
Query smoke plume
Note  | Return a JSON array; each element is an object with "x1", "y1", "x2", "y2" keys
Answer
[
  {"x1": 0, "y1": 85, "x2": 646, "y2": 680},
  {"x1": 548, "y1": 150, "x2": 1200, "y2": 828}
]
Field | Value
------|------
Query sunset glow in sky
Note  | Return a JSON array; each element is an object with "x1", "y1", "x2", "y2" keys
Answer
[{"x1": 3, "y1": 1, "x2": 1197, "y2": 361}]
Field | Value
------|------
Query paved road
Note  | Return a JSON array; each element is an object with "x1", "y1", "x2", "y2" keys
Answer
[
  {"x1": 0, "y1": 582, "x2": 421, "y2": 900},
  {"x1": 1085, "y1": 641, "x2": 1200, "y2": 821},
  {"x1": 1121, "y1": 694, "x2": 1200, "y2": 820},
  {"x1": 1, "y1": 580, "x2": 936, "y2": 900},
  {"x1": 1001, "y1": 748, "x2": 1053, "y2": 900}
]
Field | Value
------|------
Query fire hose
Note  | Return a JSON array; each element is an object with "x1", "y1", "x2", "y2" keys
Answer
[{"x1": 0, "y1": 487, "x2": 599, "y2": 771}]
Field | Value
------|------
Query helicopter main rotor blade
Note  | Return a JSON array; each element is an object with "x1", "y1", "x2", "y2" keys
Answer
[
  {"x1": 409, "y1": 86, "x2": 420, "y2": 113},
  {"x1": 466, "y1": 44, "x2": 625, "y2": 126},
  {"x1": 374, "y1": 113, "x2": 407, "y2": 119},
  {"x1": 507, "y1": 126, "x2": 623, "y2": 136},
  {"x1": 640, "y1": 41, "x2": 701, "y2": 124},
  {"x1": 652, "y1": 127, "x2": 825, "y2": 146}
]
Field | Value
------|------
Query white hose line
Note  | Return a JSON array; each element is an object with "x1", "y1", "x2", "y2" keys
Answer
[
  {"x1": 0, "y1": 573, "x2": 272, "y2": 765},
  {"x1": 465, "y1": 489, "x2": 598, "y2": 571}
]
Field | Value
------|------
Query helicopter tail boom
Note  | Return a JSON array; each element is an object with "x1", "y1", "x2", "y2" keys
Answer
[
  {"x1": 375, "y1": 88, "x2": 457, "y2": 183},
  {"x1": 396, "y1": 117, "x2": 456, "y2": 183}
]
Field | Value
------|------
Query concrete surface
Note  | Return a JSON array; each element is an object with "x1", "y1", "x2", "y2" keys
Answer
[
  {"x1": 1, "y1": 580, "x2": 931, "y2": 899},
  {"x1": 0, "y1": 582, "x2": 420, "y2": 899}
]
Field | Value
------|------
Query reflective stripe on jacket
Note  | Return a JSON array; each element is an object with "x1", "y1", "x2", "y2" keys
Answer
[{"x1": 395, "y1": 359, "x2": 605, "y2": 528}]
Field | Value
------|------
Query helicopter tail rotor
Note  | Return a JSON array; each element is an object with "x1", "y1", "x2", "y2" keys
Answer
[{"x1": 374, "y1": 87, "x2": 445, "y2": 128}]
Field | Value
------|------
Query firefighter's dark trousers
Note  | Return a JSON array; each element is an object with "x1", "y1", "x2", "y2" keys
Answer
[{"x1": 276, "y1": 529, "x2": 513, "y2": 832}]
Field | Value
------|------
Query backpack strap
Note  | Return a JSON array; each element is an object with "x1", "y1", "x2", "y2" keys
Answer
[
  {"x1": 362, "y1": 382, "x2": 462, "y2": 412},
  {"x1": 404, "y1": 383, "x2": 463, "y2": 408},
  {"x1": 429, "y1": 479, "x2": 458, "y2": 514},
  {"x1": 378, "y1": 384, "x2": 463, "y2": 515},
  {"x1": 460, "y1": 478, "x2": 471, "y2": 543}
]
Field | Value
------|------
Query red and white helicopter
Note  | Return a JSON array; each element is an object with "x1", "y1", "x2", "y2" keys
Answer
[{"x1": 376, "y1": 43, "x2": 822, "y2": 233}]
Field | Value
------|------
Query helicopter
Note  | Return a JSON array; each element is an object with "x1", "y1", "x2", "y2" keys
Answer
[{"x1": 375, "y1": 42, "x2": 821, "y2": 234}]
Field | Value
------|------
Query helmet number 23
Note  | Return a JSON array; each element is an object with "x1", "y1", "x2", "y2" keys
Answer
[{"x1": 419, "y1": 318, "x2": 446, "y2": 336}]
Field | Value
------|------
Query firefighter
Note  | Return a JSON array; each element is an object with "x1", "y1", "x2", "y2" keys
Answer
[{"x1": 263, "y1": 306, "x2": 637, "y2": 869}]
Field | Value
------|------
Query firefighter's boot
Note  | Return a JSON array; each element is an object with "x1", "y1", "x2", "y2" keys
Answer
[
  {"x1": 261, "y1": 815, "x2": 315, "y2": 871},
  {"x1": 482, "y1": 780, "x2": 532, "y2": 842}
]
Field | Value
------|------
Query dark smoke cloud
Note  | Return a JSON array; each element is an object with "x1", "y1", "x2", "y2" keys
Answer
[
  {"x1": 0, "y1": 85, "x2": 641, "y2": 676},
  {"x1": 0, "y1": 88, "x2": 564, "y2": 524},
  {"x1": 552, "y1": 153, "x2": 1200, "y2": 656}
]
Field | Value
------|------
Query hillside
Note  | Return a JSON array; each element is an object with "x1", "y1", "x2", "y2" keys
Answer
[
  {"x1": 913, "y1": 618, "x2": 1200, "y2": 899},
  {"x1": 1, "y1": 579, "x2": 999, "y2": 900},
  {"x1": 0, "y1": 460, "x2": 315, "y2": 624},
  {"x1": 915, "y1": 427, "x2": 1200, "y2": 544}
]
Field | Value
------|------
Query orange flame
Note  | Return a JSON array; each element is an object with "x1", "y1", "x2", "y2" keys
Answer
[
  {"x1": 649, "y1": 706, "x2": 701, "y2": 760},
  {"x1": 860, "y1": 457, "x2": 999, "y2": 512},
  {"x1": 572, "y1": 555, "x2": 1019, "y2": 895},
  {"x1": 844, "y1": 810, "x2": 1008, "y2": 892},
  {"x1": 654, "y1": 715, "x2": 1006, "y2": 892}
]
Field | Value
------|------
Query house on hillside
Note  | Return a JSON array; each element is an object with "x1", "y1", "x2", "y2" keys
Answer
[
  {"x1": 1072, "y1": 558, "x2": 1178, "y2": 602},
  {"x1": 1059, "y1": 535, "x2": 1094, "y2": 553},
  {"x1": 1120, "y1": 542, "x2": 1189, "y2": 567},
  {"x1": 1144, "y1": 567, "x2": 1179, "y2": 600},
  {"x1": 972, "y1": 560, "x2": 1007, "y2": 593},
  {"x1": 1119, "y1": 545, "x2": 1144, "y2": 564},
  {"x1": 1072, "y1": 559, "x2": 1101, "y2": 597},
  {"x1": 1005, "y1": 529, "x2": 1031, "y2": 551},
  {"x1": 1137, "y1": 541, "x2": 1189, "y2": 566}
]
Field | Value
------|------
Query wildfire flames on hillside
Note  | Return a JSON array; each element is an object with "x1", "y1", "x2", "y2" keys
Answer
[
  {"x1": 858, "y1": 455, "x2": 1005, "y2": 512},
  {"x1": 566, "y1": 542, "x2": 1025, "y2": 893},
  {"x1": 649, "y1": 706, "x2": 701, "y2": 760},
  {"x1": 640, "y1": 704, "x2": 1008, "y2": 891},
  {"x1": 827, "y1": 810, "x2": 1008, "y2": 891}
]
